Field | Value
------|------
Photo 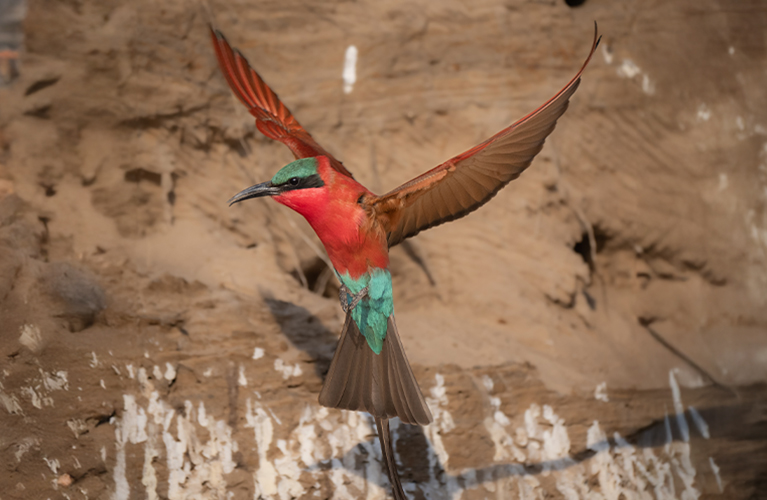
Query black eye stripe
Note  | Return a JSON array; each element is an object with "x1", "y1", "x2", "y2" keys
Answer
[{"x1": 278, "y1": 173, "x2": 325, "y2": 192}]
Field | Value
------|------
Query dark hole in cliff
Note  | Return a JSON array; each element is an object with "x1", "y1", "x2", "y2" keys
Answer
[
  {"x1": 564, "y1": 0, "x2": 587, "y2": 7},
  {"x1": 124, "y1": 168, "x2": 162, "y2": 186},
  {"x1": 573, "y1": 225, "x2": 609, "y2": 270},
  {"x1": 291, "y1": 256, "x2": 337, "y2": 298}
]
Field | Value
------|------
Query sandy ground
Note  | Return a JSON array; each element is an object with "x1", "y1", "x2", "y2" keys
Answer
[{"x1": 1, "y1": 0, "x2": 766, "y2": 498}]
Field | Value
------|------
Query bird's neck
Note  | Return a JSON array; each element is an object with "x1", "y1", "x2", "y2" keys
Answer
[{"x1": 273, "y1": 157, "x2": 389, "y2": 279}]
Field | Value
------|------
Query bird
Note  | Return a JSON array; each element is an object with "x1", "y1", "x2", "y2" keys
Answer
[{"x1": 211, "y1": 24, "x2": 599, "y2": 500}]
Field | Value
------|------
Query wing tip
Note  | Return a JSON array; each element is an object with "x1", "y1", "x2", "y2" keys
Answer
[
  {"x1": 592, "y1": 21, "x2": 602, "y2": 52},
  {"x1": 209, "y1": 24, "x2": 226, "y2": 47}
]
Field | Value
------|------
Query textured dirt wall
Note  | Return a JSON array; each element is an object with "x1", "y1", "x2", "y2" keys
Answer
[{"x1": 1, "y1": 0, "x2": 766, "y2": 498}]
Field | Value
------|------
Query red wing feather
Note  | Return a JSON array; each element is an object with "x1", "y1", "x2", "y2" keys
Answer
[
  {"x1": 210, "y1": 28, "x2": 353, "y2": 178},
  {"x1": 373, "y1": 24, "x2": 601, "y2": 247}
]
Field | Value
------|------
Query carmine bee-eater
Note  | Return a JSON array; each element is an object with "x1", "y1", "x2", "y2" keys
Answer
[{"x1": 211, "y1": 25, "x2": 599, "y2": 500}]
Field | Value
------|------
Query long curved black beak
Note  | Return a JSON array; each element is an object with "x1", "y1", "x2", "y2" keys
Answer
[{"x1": 228, "y1": 182, "x2": 280, "y2": 206}]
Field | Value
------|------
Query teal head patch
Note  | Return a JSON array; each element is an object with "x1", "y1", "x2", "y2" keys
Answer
[{"x1": 271, "y1": 157, "x2": 320, "y2": 186}]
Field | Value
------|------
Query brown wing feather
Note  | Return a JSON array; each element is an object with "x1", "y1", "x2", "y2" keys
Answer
[
  {"x1": 319, "y1": 314, "x2": 433, "y2": 426},
  {"x1": 210, "y1": 27, "x2": 354, "y2": 178},
  {"x1": 373, "y1": 25, "x2": 600, "y2": 247}
]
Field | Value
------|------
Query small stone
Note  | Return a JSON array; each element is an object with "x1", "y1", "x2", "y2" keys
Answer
[{"x1": 57, "y1": 473, "x2": 73, "y2": 487}]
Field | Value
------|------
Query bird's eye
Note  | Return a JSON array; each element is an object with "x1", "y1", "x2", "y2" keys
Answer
[{"x1": 289, "y1": 177, "x2": 299, "y2": 186}]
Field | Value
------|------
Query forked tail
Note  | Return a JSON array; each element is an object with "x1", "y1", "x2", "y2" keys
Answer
[{"x1": 318, "y1": 311, "x2": 433, "y2": 425}]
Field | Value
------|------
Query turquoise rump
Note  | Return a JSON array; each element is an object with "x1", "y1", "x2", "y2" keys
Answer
[{"x1": 336, "y1": 268, "x2": 394, "y2": 355}]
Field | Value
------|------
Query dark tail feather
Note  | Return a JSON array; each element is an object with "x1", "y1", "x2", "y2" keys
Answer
[
  {"x1": 319, "y1": 313, "x2": 433, "y2": 425},
  {"x1": 376, "y1": 417, "x2": 407, "y2": 500}
]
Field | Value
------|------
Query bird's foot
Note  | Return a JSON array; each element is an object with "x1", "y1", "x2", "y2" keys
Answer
[{"x1": 339, "y1": 284, "x2": 368, "y2": 314}]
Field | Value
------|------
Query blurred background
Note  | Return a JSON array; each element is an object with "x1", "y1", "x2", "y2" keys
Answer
[{"x1": 1, "y1": 0, "x2": 765, "y2": 498}]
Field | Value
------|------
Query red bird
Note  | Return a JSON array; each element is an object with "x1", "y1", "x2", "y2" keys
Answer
[{"x1": 211, "y1": 25, "x2": 599, "y2": 500}]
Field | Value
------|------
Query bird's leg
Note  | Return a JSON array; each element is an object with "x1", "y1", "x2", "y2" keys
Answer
[
  {"x1": 338, "y1": 284, "x2": 350, "y2": 312},
  {"x1": 338, "y1": 284, "x2": 368, "y2": 314}
]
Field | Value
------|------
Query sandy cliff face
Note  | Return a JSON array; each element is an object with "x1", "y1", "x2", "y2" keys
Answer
[{"x1": 1, "y1": 0, "x2": 765, "y2": 498}]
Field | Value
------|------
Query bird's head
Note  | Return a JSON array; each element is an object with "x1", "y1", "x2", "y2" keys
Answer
[{"x1": 228, "y1": 156, "x2": 329, "y2": 216}]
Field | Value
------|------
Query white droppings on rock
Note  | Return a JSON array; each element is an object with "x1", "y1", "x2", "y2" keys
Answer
[
  {"x1": 66, "y1": 418, "x2": 87, "y2": 438},
  {"x1": 481, "y1": 375, "x2": 494, "y2": 392},
  {"x1": 89, "y1": 352, "x2": 100, "y2": 368},
  {"x1": 82, "y1": 369, "x2": 713, "y2": 499},
  {"x1": 425, "y1": 373, "x2": 455, "y2": 470},
  {"x1": 41, "y1": 370, "x2": 68, "y2": 392},
  {"x1": 541, "y1": 405, "x2": 571, "y2": 465},
  {"x1": 494, "y1": 409, "x2": 510, "y2": 426},
  {"x1": 669, "y1": 370, "x2": 690, "y2": 442},
  {"x1": 688, "y1": 406, "x2": 710, "y2": 439},
  {"x1": 43, "y1": 456, "x2": 60, "y2": 474},
  {"x1": 709, "y1": 457, "x2": 723, "y2": 492},
  {"x1": 483, "y1": 392, "x2": 525, "y2": 462},
  {"x1": 246, "y1": 399, "x2": 279, "y2": 498},
  {"x1": 19, "y1": 324, "x2": 43, "y2": 352},
  {"x1": 268, "y1": 407, "x2": 282, "y2": 425},
  {"x1": 238, "y1": 365, "x2": 248, "y2": 386},
  {"x1": 420, "y1": 373, "x2": 467, "y2": 498},
  {"x1": 119, "y1": 395, "x2": 148, "y2": 445},
  {"x1": 113, "y1": 422, "x2": 130, "y2": 500},
  {"x1": 152, "y1": 365, "x2": 163, "y2": 381},
  {"x1": 14, "y1": 437, "x2": 38, "y2": 462},
  {"x1": 1, "y1": 390, "x2": 24, "y2": 414},
  {"x1": 111, "y1": 383, "x2": 240, "y2": 499},
  {"x1": 343, "y1": 45, "x2": 358, "y2": 94},
  {"x1": 594, "y1": 382, "x2": 609, "y2": 402},
  {"x1": 642, "y1": 74, "x2": 655, "y2": 95},
  {"x1": 616, "y1": 59, "x2": 655, "y2": 95},
  {"x1": 126, "y1": 364, "x2": 135, "y2": 379},
  {"x1": 163, "y1": 363, "x2": 176, "y2": 382},
  {"x1": 20, "y1": 386, "x2": 46, "y2": 409},
  {"x1": 253, "y1": 347, "x2": 265, "y2": 360},
  {"x1": 579, "y1": 420, "x2": 701, "y2": 500},
  {"x1": 100, "y1": 379, "x2": 106, "y2": 389},
  {"x1": 519, "y1": 404, "x2": 573, "y2": 472},
  {"x1": 274, "y1": 359, "x2": 303, "y2": 379},
  {"x1": 617, "y1": 59, "x2": 641, "y2": 79},
  {"x1": 587, "y1": 420, "x2": 608, "y2": 452}
]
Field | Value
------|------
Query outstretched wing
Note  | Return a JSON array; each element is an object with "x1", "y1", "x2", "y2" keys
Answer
[
  {"x1": 210, "y1": 28, "x2": 353, "y2": 178},
  {"x1": 372, "y1": 25, "x2": 600, "y2": 247}
]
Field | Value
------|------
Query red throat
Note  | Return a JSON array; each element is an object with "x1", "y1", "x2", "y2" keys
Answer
[{"x1": 272, "y1": 156, "x2": 389, "y2": 278}]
